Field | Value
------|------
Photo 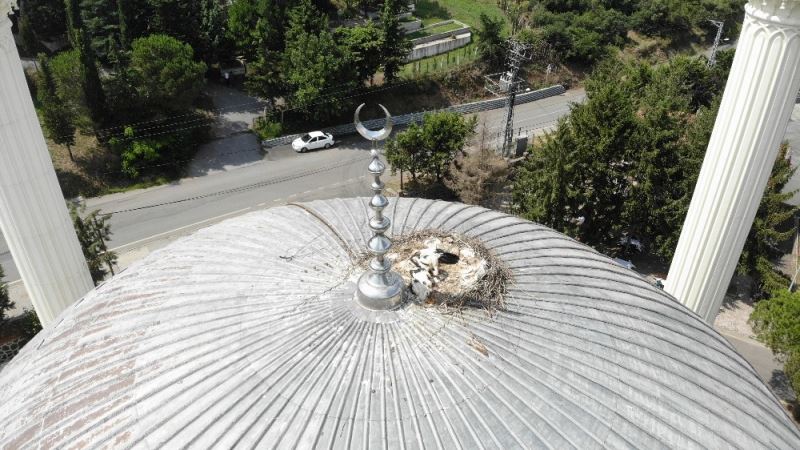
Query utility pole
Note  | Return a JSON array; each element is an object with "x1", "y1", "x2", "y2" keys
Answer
[
  {"x1": 708, "y1": 20, "x2": 724, "y2": 68},
  {"x1": 500, "y1": 39, "x2": 531, "y2": 157}
]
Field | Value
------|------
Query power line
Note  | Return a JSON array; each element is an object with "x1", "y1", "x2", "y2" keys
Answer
[
  {"x1": 54, "y1": 76, "x2": 430, "y2": 143},
  {"x1": 85, "y1": 77, "x2": 372, "y2": 138}
]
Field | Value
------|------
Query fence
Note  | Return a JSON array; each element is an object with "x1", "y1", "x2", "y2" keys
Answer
[
  {"x1": 403, "y1": 45, "x2": 479, "y2": 77},
  {"x1": 261, "y1": 85, "x2": 567, "y2": 148}
]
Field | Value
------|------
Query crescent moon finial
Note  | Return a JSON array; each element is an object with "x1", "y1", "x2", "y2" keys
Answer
[{"x1": 355, "y1": 103, "x2": 393, "y2": 142}]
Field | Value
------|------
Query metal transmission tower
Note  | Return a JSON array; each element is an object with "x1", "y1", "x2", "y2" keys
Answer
[
  {"x1": 707, "y1": 20, "x2": 725, "y2": 68},
  {"x1": 485, "y1": 39, "x2": 552, "y2": 156},
  {"x1": 500, "y1": 40, "x2": 532, "y2": 156}
]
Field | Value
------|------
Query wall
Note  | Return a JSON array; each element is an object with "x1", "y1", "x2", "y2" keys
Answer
[
  {"x1": 407, "y1": 33, "x2": 471, "y2": 61},
  {"x1": 400, "y1": 19, "x2": 423, "y2": 33}
]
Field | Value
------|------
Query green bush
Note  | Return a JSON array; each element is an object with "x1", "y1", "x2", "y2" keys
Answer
[
  {"x1": 751, "y1": 290, "x2": 800, "y2": 396},
  {"x1": 254, "y1": 116, "x2": 283, "y2": 140}
]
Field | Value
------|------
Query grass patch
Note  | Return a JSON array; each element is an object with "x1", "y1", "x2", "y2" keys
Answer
[
  {"x1": 415, "y1": 0, "x2": 507, "y2": 30},
  {"x1": 407, "y1": 20, "x2": 466, "y2": 40},
  {"x1": 401, "y1": 42, "x2": 479, "y2": 78}
]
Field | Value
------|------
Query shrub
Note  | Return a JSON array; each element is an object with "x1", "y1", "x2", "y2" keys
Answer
[
  {"x1": 450, "y1": 148, "x2": 509, "y2": 206},
  {"x1": 254, "y1": 116, "x2": 283, "y2": 140}
]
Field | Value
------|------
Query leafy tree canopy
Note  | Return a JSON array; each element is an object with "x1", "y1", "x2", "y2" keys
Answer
[
  {"x1": 476, "y1": 13, "x2": 505, "y2": 70},
  {"x1": 335, "y1": 23, "x2": 384, "y2": 84},
  {"x1": 380, "y1": 0, "x2": 411, "y2": 83},
  {"x1": 283, "y1": 0, "x2": 356, "y2": 121},
  {"x1": 37, "y1": 54, "x2": 78, "y2": 160},
  {"x1": 129, "y1": 34, "x2": 207, "y2": 113},
  {"x1": 386, "y1": 111, "x2": 477, "y2": 182}
]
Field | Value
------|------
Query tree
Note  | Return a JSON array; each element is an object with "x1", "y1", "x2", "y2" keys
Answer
[
  {"x1": 64, "y1": 0, "x2": 108, "y2": 127},
  {"x1": 109, "y1": 126, "x2": 161, "y2": 179},
  {"x1": 739, "y1": 145, "x2": 798, "y2": 295},
  {"x1": 147, "y1": 0, "x2": 204, "y2": 53},
  {"x1": 129, "y1": 34, "x2": 207, "y2": 113},
  {"x1": 283, "y1": 0, "x2": 357, "y2": 121},
  {"x1": 380, "y1": 0, "x2": 411, "y2": 83},
  {"x1": 335, "y1": 23, "x2": 384, "y2": 84},
  {"x1": 37, "y1": 54, "x2": 78, "y2": 161},
  {"x1": 750, "y1": 289, "x2": 800, "y2": 400},
  {"x1": 22, "y1": 0, "x2": 67, "y2": 42},
  {"x1": 244, "y1": 53, "x2": 285, "y2": 104},
  {"x1": 513, "y1": 120, "x2": 577, "y2": 234},
  {"x1": 476, "y1": 13, "x2": 505, "y2": 70},
  {"x1": 450, "y1": 148, "x2": 510, "y2": 206},
  {"x1": 197, "y1": 0, "x2": 230, "y2": 64},
  {"x1": 81, "y1": 0, "x2": 124, "y2": 60},
  {"x1": 386, "y1": 112, "x2": 477, "y2": 182},
  {"x1": 0, "y1": 264, "x2": 13, "y2": 325},
  {"x1": 17, "y1": 13, "x2": 41, "y2": 55},
  {"x1": 513, "y1": 56, "x2": 730, "y2": 255},
  {"x1": 632, "y1": 0, "x2": 692, "y2": 37},
  {"x1": 227, "y1": 0, "x2": 289, "y2": 60},
  {"x1": 69, "y1": 203, "x2": 117, "y2": 285},
  {"x1": 386, "y1": 124, "x2": 425, "y2": 182},
  {"x1": 117, "y1": 0, "x2": 130, "y2": 51}
]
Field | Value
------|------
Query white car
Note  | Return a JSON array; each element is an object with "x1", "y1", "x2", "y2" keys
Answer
[{"x1": 291, "y1": 131, "x2": 334, "y2": 153}]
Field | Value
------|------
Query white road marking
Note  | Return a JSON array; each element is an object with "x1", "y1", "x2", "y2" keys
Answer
[{"x1": 111, "y1": 207, "x2": 252, "y2": 253}]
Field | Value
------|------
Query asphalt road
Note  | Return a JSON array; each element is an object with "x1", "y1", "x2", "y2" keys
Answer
[
  {"x1": 0, "y1": 89, "x2": 586, "y2": 284},
  {"x1": 0, "y1": 139, "x2": 374, "y2": 283}
]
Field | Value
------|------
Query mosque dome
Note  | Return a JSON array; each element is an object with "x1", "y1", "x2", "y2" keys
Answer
[{"x1": 0, "y1": 197, "x2": 798, "y2": 449}]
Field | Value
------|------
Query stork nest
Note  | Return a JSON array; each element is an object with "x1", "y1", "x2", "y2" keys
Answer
[{"x1": 356, "y1": 230, "x2": 511, "y2": 315}]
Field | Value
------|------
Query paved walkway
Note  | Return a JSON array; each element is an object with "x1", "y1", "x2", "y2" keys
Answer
[{"x1": 187, "y1": 84, "x2": 268, "y2": 177}]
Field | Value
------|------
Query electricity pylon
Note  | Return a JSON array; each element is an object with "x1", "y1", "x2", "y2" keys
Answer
[
  {"x1": 500, "y1": 39, "x2": 531, "y2": 156},
  {"x1": 708, "y1": 20, "x2": 725, "y2": 68}
]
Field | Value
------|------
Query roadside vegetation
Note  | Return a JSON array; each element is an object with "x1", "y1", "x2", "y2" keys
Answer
[
  {"x1": 512, "y1": 51, "x2": 795, "y2": 294},
  {"x1": 12, "y1": 0, "x2": 749, "y2": 199}
]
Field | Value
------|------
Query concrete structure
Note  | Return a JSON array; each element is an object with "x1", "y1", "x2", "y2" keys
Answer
[
  {"x1": 399, "y1": 18, "x2": 422, "y2": 34},
  {"x1": 667, "y1": 0, "x2": 800, "y2": 323},
  {"x1": 407, "y1": 32, "x2": 471, "y2": 61},
  {"x1": 406, "y1": 21, "x2": 472, "y2": 62},
  {"x1": 0, "y1": 2, "x2": 93, "y2": 326},
  {"x1": 1, "y1": 198, "x2": 799, "y2": 448}
]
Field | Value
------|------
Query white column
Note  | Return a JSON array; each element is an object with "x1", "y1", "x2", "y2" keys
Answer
[
  {"x1": 666, "y1": 0, "x2": 800, "y2": 323},
  {"x1": 0, "y1": 4, "x2": 94, "y2": 326}
]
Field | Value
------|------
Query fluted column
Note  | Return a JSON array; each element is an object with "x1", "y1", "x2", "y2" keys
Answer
[
  {"x1": 666, "y1": 0, "x2": 800, "y2": 323},
  {"x1": 0, "y1": 4, "x2": 93, "y2": 326}
]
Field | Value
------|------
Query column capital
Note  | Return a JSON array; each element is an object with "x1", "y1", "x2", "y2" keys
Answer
[
  {"x1": 1, "y1": 0, "x2": 16, "y2": 21},
  {"x1": 747, "y1": 0, "x2": 800, "y2": 26},
  {"x1": 0, "y1": 0, "x2": 15, "y2": 52}
]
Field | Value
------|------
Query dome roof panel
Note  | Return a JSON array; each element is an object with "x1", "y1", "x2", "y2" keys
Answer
[{"x1": 0, "y1": 198, "x2": 797, "y2": 449}]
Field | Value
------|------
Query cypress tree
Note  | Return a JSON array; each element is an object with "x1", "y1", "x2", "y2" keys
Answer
[
  {"x1": 64, "y1": 0, "x2": 82, "y2": 48},
  {"x1": 63, "y1": 0, "x2": 107, "y2": 128},
  {"x1": 380, "y1": 0, "x2": 411, "y2": 83},
  {"x1": 116, "y1": 0, "x2": 129, "y2": 51},
  {"x1": 37, "y1": 54, "x2": 78, "y2": 161}
]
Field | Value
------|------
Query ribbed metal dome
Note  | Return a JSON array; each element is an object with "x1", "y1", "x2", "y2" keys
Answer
[{"x1": 1, "y1": 198, "x2": 798, "y2": 449}]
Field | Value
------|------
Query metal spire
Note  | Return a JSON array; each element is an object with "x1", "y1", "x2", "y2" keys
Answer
[{"x1": 353, "y1": 104, "x2": 404, "y2": 310}]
